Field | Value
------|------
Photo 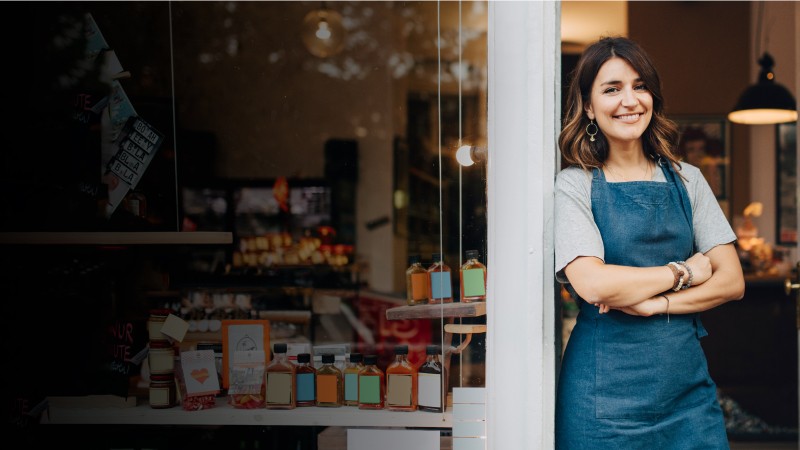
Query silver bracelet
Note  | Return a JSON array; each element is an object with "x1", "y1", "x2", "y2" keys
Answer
[{"x1": 659, "y1": 294, "x2": 670, "y2": 323}]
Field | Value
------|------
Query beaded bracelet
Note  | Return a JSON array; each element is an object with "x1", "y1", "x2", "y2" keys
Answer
[
  {"x1": 666, "y1": 262, "x2": 685, "y2": 292},
  {"x1": 677, "y1": 260, "x2": 693, "y2": 289}
]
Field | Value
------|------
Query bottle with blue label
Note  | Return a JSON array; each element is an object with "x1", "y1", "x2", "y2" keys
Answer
[
  {"x1": 427, "y1": 253, "x2": 453, "y2": 304},
  {"x1": 295, "y1": 352, "x2": 316, "y2": 407}
]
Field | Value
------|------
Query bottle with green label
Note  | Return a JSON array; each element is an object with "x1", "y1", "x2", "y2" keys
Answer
[
  {"x1": 358, "y1": 354, "x2": 385, "y2": 410},
  {"x1": 460, "y1": 249, "x2": 487, "y2": 303},
  {"x1": 343, "y1": 352, "x2": 365, "y2": 406}
]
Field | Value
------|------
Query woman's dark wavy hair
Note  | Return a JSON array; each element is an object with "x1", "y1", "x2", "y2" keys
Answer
[{"x1": 559, "y1": 36, "x2": 682, "y2": 172}]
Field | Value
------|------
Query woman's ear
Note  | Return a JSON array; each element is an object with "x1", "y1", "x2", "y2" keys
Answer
[{"x1": 584, "y1": 106, "x2": 594, "y2": 121}]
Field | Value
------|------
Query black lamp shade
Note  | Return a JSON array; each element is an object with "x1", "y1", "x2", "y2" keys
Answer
[{"x1": 728, "y1": 52, "x2": 798, "y2": 125}]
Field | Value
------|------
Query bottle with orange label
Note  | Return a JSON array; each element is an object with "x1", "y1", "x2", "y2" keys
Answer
[
  {"x1": 316, "y1": 353, "x2": 343, "y2": 407},
  {"x1": 405, "y1": 255, "x2": 429, "y2": 306}
]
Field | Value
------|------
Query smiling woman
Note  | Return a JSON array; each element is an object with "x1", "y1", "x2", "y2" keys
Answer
[{"x1": 554, "y1": 36, "x2": 744, "y2": 450}]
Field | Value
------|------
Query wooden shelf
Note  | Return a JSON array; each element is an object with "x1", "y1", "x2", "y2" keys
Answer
[
  {"x1": 0, "y1": 232, "x2": 232, "y2": 245},
  {"x1": 42, "y1": 398, "x2": 452, "y2": 428},
  {"x1": 444, "y1": 324, "x2": 487, "y2": 334},
  {"x1": 385, "y1": 302, "x2": 486, "y2": 321}
]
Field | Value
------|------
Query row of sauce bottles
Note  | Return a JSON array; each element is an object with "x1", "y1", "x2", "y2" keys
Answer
[
  {"x1": 405, "y1": 250, "x2": 487, "y2": 306},
  {"x1": 263, "y1": 343, "x2": 445, "y2": 412}
]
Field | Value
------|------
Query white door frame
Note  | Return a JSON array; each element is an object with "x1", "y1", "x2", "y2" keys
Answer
[{"x1": 486, "y1": 1, "x2": 560, "y2": 448}]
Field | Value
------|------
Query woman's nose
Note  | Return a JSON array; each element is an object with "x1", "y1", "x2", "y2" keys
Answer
[{"x1": 621, "y1": 87, "x2": 639, "y2": 107}]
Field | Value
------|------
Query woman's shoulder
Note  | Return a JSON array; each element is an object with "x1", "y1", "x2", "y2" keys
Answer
[
  {"x1": 674, "y1": 161, "x2": 703, "y2": 182},
  {"x1": 556, "y1": 165, "x2": 592, "y2": 182}
]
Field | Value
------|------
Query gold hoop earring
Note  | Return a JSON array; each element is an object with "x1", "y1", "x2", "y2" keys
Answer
[{"x1": 586, "y1": 120, "x2": 598, "y2": 142}]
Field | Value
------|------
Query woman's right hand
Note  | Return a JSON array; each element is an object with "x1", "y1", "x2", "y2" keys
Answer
[{"x1": 684, "y1": 252, "x2": 712, "y2": 286}]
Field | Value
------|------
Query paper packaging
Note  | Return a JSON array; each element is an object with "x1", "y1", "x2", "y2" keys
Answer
[{"x1": 285, "y1": 342, "x2": 312, "y2": 365}]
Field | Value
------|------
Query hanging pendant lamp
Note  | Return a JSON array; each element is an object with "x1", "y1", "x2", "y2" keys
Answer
[
  {"x1": 728, "y1": 52, "x2": 797, "y2": 125},
  {"x1": 301, "y1": 3, "x2": 346, "y2": 58}
]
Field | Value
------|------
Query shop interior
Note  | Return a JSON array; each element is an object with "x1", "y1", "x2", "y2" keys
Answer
[{"x1": 1, "y1": 1, "x2": 797, "y2": 449}]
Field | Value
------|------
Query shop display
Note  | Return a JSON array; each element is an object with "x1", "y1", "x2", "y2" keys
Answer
[
  {"x1": 405, "y1": 255, "x2": 429, "y2": 306},
  {"x1": 459, "y1": 249, "x2": 487, "y2": 303},
  {"x1": 357, "y1": 355, "x2": 385, "y2": 410},
  {"x1": 295, "y1": 353, "x2": 317, "y2": 407},
  {"x1": 343, "y1": 352, "x2": 364, "y2": 406},
  {"x1": 385, "y1": 345, "x2": 417, "y2": 412},
  {"x1": 265, "y1": 343, "x2": 296, "y2": 409},
  {"x1": 228, "y1": 350, "x2": 267, "y2": 409},
  {"x1": 315, "y1": 353, "x2": 343, "y2": 407},
  {"x1": 417, "y1": 345, "x2": 445, "y2": 413},
  {"x1": 176, "y1": 349, "x2": 221, "y2": 411},
  {"x1": 427, "y1": 253, "x2": 453, "y2": 304}
]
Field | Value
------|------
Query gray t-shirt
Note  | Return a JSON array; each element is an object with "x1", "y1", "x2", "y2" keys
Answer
[{"x1": 554, "y1": 162, "x2": 737, "y2": 283}]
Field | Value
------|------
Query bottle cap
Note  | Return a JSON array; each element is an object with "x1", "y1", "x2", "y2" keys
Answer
[
  {"x1": 408, "y1": 255, "x2": 420, "y2": 265},
  {"x1": 426, "y1": 345, "x2": 440, "y2": 355},
  {"x1": 364, "y1": 355, "x2": 378, "y2": 365},
  {"x1": 297, "y1": 353, "x2": 311, "y2": 363},
  {"x1": 321, "y1": 353, "x2": 335, "y2": 364},
  {"x1": 273, "y1": 342, "x2": 287, "y2": 353},
  {"x1": 349, "y1": 352, "x2": 363, "y2": 363},
  {"x1": 394, "y1": 344, "x2": 408, "y2": 355},
  {"x1": 466, "y1": 249, "x2": 480, "y2": 260}
]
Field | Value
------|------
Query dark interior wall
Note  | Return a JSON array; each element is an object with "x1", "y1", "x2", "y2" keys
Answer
[{"x1": 628, "y1": 0, "x2": 752, "y2": 217}]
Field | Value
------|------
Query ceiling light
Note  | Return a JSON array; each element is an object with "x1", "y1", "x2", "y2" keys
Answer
[
  {"x1": 301, "y1": 4, "x2": 346, "y2": 58},
  {"x1": 728, "y1": 52, "x2": 797, "y2": 125}
]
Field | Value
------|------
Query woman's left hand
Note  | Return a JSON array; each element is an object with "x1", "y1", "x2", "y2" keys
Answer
[{"x1": 613, "y1": 297, "x2": 663, "y2": 317}]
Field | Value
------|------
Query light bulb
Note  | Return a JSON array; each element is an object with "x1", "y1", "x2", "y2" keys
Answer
[
  {"x1": 302, "y1": 9, "x2": 345, "y2": 58},
  {"x1": 315, "y1": 20, "x2": 331, "y2": 40},
  {"x1": 456, "y1": 145, "x2": 476, "y2": 166},
  {"x1": 456, "y1": 145, "x2": 487, "y2": 166}
]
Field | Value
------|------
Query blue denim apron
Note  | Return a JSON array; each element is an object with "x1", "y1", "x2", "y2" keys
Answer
[{"x1": 555, "y1": 160, "x2": 728, "y2": 449}]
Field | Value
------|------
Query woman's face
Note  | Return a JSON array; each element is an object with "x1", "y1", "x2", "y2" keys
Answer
[{"x1": 585, "y1": 57, "x2": 653, "y2": 147}]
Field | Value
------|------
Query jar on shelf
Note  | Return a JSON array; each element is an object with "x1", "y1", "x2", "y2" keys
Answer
[
  {"x1": 149, "y1": 374, "x2": 177, "y2": 409},
  {"x1": 148, "y1": 341, "x2": 176, "y2": 375},
  {"x1": 147, "y1": 309, "x2": 173, "y2": 342}
]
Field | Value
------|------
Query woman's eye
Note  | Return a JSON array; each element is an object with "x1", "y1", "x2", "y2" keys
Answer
[
  {"x1": 603, "y1": 87, "x2": 619, "y2": 94},
  {"x1": 634, "y1": 84, "x2": 647, "y2": 91}
]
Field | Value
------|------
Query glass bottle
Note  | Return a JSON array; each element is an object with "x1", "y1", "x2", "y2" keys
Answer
[
  {"x1": 343, "y1": 352, "x2": 364, "y2": 406},
  {"x1": 316, "y1": 353, "x2": 343, "y2": 407},
  {"x1": 265, "y1": 342, "x2": 296, "y2": 409},
  {"x1": 405, "y1": 255, "x2": 429, "y2": 306},
  {"x1": 417, "y1": 345, "x2": 446, "y2": 413},
  {"x1": 385, "y1": 344, "x2": 417, "y2": 411},
  {"x1": 295, "y1": 352, "x2": 316, "y2": 407},
  {"x1": 427, "y1": 253, "x2": 453, "y2": 304},
  {"x1": 460, "y1": 249, "x2": 487, "y2": 303},
  {"x1": 358, "y1": 354, "x2": 385, "y2": 410}
]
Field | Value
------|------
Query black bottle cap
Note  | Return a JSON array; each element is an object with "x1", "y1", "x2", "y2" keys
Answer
[
  {"x1": 349, "y1": 352, "x2": 363, "y2": 363},
  {"x1": 273, "y1": 342, "x2": 287, "y2": 353},
  {"x1": 466, "y1": 249, "x2": 480, "y2": 260},
  {"x1": 364, "y1": 355, "x2": 378, "y2": 365},
  {"x1": 321, "y1": 353, "x2": 335, "y2": 364},
  {"x1": 297, "y1": 353, "x2": 311, "y2": 363},
  {"x1": 408, "y1": 255, "x2": 420, "y2": 265},
  {"x1": 394, "y1": 344, "x2": 408, "y2": 355},
  {"x1": 426, "y1": 345, "x2": 440, "y2": 355}
]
